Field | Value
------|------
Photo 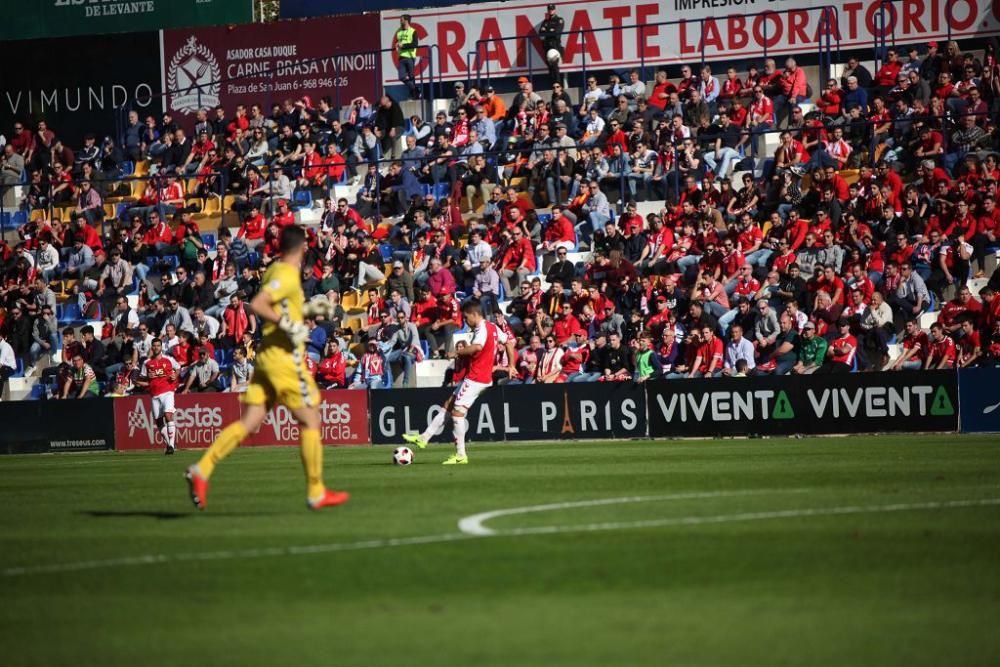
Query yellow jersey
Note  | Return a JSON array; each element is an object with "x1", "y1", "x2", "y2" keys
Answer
[{"x1": 260, "y1": 261, "x2": 304, "y2": 355}]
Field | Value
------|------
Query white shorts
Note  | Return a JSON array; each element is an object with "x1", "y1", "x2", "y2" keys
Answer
[
  {"x1": 451, "y1": 378, "x2": 490, "y2": 411},
  {"x1": 151, "y1": 392, "x2": 176, "y2": 419}
]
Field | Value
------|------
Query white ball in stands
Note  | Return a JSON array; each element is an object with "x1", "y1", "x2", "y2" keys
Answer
[{"x1": 393, "y1": 446, "x2": 414, "y2": 466}]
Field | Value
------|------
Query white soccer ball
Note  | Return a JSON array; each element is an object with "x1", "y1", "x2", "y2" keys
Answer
[
  {"x1": 393, "y1": 446, "x2": 414, "y2": 466},
  {"x1": 546, "y1": 48, "x2": 561, "y2": 64}
]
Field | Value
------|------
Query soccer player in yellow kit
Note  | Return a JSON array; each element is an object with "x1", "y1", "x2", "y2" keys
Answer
[{"x1": 185, "y1": 226, "x2": 349, "y2": 511}]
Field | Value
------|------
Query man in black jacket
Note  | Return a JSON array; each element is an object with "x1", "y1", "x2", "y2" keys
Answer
[
  {"x1": 545, "y1": 248, "x2": 576, "y2": 286},
  {"x1": 538, "y1": 4, "x2": 565, "y2": 82},
  {"x1": 374, "y1": 96, "x2": 405, "y2": 160}
]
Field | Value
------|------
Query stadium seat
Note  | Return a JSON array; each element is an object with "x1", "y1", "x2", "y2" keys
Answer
[
  {"x1": 58, "y1": 302, "x2": 81, "y2": 324},
  {"x1": 292, "y1": 189, "x2": 313, "y2": 210}
]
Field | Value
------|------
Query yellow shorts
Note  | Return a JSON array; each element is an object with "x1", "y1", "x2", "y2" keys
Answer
[{"x1": 242, "y1": 348, "x2": 320, "y2": 411}]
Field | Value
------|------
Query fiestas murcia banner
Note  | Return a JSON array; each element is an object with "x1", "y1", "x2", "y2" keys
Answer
[
  {"x1": 645, "y1": 371, "x2": 958, "y2": 438},
  {"x1": 0, "y1": 0, "x2": 252, "y2": 41},
  {"x1": 380, "y1": 0, "x2": 1000, "y2": 83}
]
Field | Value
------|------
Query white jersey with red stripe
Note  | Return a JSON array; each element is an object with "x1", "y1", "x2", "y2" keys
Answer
[
  {"x1": 467, "y1": 320, "x2": 508, "y2": 385},
  {"x1": 142, "y1": 355, "x2": 180, "y2": 397}
]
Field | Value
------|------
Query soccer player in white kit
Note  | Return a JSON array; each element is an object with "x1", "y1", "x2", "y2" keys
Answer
[
  {"x1": 404, "y1": 298, "x2": 516, "y2": 464},
  {"x1": 137, "y1": 338, "x2": 181, "y2": 455}
]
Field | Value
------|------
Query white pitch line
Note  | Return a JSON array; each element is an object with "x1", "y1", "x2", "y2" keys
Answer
[
  {"x1": 4, "y1": 497, "x2": 998, "y2": 578},
  {"x1": 457, "y1": 489, "x2": 809, "y2": 536},
  {"x1": 470, "y1": 498, "x2": 1000, "y2": 538}
]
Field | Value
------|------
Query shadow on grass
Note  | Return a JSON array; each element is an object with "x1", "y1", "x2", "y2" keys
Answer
[
  {"x1": 80, "y1": 510, "x2": 191, "y2": 520},
  {"x1": 79, "y1": 510, "x2": 285, "y2": 520}
]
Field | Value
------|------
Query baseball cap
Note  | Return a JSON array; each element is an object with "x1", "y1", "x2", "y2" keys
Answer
[
  {"x1": 517, "y1": 76, "x2": 530, "y2": 84},
  {"x1": 547, "y1": 4, "x2": 557, "y2": 10},
  {"x1": 485, "y1": 86, "x2": 495, "y2": 92},
  {"x1": 656, "y1": 295, "x2": 667, "y2": 303},
  {"x1": 392, "y1": 260, "x2": 404, "y2": 268},
  {"x1": 803, "y1": 322, "x2": 816, "y2": 330},
  {"x1": 927, "y1": 41, "x2": 939, "y2": 48},
  {"x1": 455, "y1": 81, "x2": 465, "y2": 89}
]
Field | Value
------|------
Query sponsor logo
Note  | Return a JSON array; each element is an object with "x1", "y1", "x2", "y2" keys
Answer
[
  {"x1": 49, "y1": 439, "x2": 107, "y2": 450},
  {"x1": 654, "y1": 389, "x2": 793, "y2": 423},
  {"x1": 167, "y1": 36, "x2": 221, "y2": 114},
  {"x1": 263, "y1": 400, "x2": 359, "y2": 443},
  {"x1": 540, "y1": 390, "x2": 641, "y2": 434},
  {"x1": 652, "y1": 385, "x2": 952, "y2": 423},
  {"x1": 125, "y1": 399, "x2": 224, "y2": 447}
]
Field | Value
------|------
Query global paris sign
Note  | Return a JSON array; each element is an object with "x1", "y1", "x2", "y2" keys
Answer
[
  {"x1": 645, "y1": 371, "x2": 958, "y2": 437},
  {"x1": 379, "y1": 0, "x2": 1000, "y2": 83},
  {"x1": 369, "y1": 383, "x2": 646, "y2": 444}
]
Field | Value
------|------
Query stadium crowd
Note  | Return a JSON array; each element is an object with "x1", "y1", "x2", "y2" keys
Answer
[{"x1": 1, "y1": 35, "x2": 1000, "y2": 399}]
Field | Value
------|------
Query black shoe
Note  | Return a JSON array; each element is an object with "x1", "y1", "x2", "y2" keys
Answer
[{"x1": 164, "y1": 446, "x2": 175, "y2": 456}]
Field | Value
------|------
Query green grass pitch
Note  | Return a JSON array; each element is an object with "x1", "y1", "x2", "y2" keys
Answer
[{"x1": 2, "y1": 435, "x2": 999, "y2": 666}]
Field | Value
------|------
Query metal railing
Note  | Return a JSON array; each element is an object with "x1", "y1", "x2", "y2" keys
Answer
[
  {"x1": 470, "y1": 7, "x2": 841, "y2": 100},
  {"x1": 112, "y1": 44, "x2": 442, "y2": 158}
]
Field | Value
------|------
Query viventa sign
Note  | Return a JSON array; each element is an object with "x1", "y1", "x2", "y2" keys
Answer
[{"x1": 645, "y1": 372, "x2": 958, "y2": 437}]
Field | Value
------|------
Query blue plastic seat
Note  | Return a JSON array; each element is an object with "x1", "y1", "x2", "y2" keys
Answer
[
  {"x1": 202, "y1": 233, "x2": 217, "y2": 252},
  {"x1": 58, "y1": 302, "x2": 82, "y2": 324},
  {"x1": 292, "y1": 189, "x2": 313, "y2": 210}
]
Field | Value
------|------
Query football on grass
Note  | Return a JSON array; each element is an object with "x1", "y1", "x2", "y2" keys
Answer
[{"x1": 393, "y1": 447, "x2": 414, "y2": 465}]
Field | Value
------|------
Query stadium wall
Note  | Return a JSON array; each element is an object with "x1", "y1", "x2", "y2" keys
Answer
[
  {"x1": 0, "y1": 399, "x2": 116, "y2": 455},
  {"x1": 957, "y1": 368, "x2": 1000, "y2": 434},
  {"x1": 281, "y1": 0, "x2": 495, "y2": 20},
  {"x1": 0, "y1": 32, "x2": 162, "y2": 147},
  {"x1": 379, "y1": 0, "x2": 1000, "y2": 85},
  {"x1": 0, "y1": 0, "x2": 253, "y2": 42},
  {"x1": 0, "y1": 370, "x2": 995, "y2": 454}
]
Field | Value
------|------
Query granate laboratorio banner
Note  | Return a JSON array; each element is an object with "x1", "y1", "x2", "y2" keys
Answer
[
  {"x1": 114, "y1": 390, "x2": 369, "y2": 451},
  {"x1": 645, "y1": 370, "x2": 959, "y2": 438},
  {"x1": 0, "y1": 0, "x2": 252, "y2": 42},
  {"x1": 381, "y1": 0, "x2": 1000, "y2": 84},
  {"x1": 0, "y1": 31, "x2": 161, "y2": 147},
  {"x1": 161, "y1": 14, "x2": 381, "y2": 125}
]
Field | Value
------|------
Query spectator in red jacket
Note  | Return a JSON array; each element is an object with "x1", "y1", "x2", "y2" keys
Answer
[{"x1": 315, "y1": 338, "x2": 347, "y2": 388}]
